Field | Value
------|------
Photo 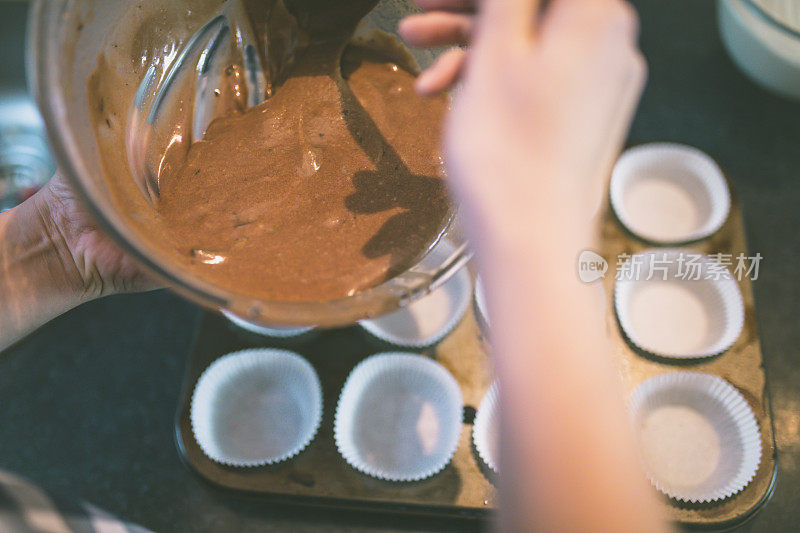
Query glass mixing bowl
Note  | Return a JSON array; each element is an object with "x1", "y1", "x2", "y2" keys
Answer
[
  {"x1": 719, "y1": 0, "x2": 800, "y2": 101},
  {"x1": 27, "y1": 0, "x2": 470, "y2": 327}
]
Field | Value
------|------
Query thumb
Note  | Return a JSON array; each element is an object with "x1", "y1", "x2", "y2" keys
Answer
[{"x1": 475, "y1": 0, "x2": 541, "y2": 48}]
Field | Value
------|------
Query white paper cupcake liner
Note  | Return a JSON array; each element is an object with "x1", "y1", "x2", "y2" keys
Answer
[
  {"x1": 223, "y1": 310, "x2": 315, "y2": 338},
  {"x1": 473, "y1": 381, "x2": 499, "y2": 473},
  {"x1": 474, "y1": 275, "x2": 490, "y2": 334},
  {"x1": 628, "y1": 372, "x2": 762, "y2": 503},
  {"x1": 614, "y1": 249, "x2": 744, "y2": 358},
  {"x1": 190, "y1": 348, "x2": 323, "y2": 467},
  {"x1": 610, "y1": 143, "x2": 730, "y2": 244},
  {"x1": 334, "y1": 352, "x2": 463, "y2": 482},
  {"x1": 359, "y1": 241, "x2": 472, "y2": 348}
]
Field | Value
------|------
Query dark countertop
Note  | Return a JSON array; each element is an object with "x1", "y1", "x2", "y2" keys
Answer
[{"x1": 1, "y1": 0, "x2": 799, "y2": 531}]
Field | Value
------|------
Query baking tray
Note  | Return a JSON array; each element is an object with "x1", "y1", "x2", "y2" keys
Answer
[
  {"x1": 174, "y1": 183, "x2": 776, "y2": 527},
  {"x1": 600, "y1": 182, "x2": 778, "y2": 529},
  {"x1": 174, "y1": 302, "x2": 497, "y2": 518}
]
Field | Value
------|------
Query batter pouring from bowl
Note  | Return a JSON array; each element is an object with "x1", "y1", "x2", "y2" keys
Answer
[{"x1": 93, "y1": 0, "x2": 453, "y2": 303}]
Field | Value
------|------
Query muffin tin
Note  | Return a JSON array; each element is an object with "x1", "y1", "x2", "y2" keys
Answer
[
  {"x1": 175, "y1": 291, "x2": 496, "y2": 517},
  {"x1": 605, "y1": 148, "x2": 776, "y2": 527},
  {"x1": 175, "y1": 147, "x2": 775, "y2": 526}
]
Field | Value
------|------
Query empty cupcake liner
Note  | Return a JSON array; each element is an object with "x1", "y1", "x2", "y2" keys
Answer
[
  {"x1": 473, "y1": 381, "x2": 499, "y2": 473},
  {"x1": 190, "y1": 348, "x2": 323, "y2": 467},
  {"x1": 359, "y1": 241, "x2": 472, "y2": 348},
  {"x1": 334, "y1": 352, "x2": 463, "y2": 482},
  {"x1": 610, "y1": 143, "x2": 730, "y2": 244},
  {"x1": 628, "y1": 372, "x2": 762, "y2": 503},
  {"x1": 614, "y1": 249, "x2": 744, "y2": 358},
  {"x1": 223, "y1": 310, "x2": 315, "y2": 338},
  {"x1": 474, "y1": 275, "x2": 491, "y2": 334}
]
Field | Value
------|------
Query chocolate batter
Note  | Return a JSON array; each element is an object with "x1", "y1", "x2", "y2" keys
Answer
[{"x1": 153, "y1": 0, "x2": 451, "y2": 302}]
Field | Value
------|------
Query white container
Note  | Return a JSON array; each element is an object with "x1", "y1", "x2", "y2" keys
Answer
[
  {"x1": 334, "y1": 352, "x2": 463, "y2": 481},
  {"x1": 610, "y1": 144, "x2": 730, "y2": 244},
  {"x1": 190, "y1": 349, "x2": 323, "y2": 466},
  {"x1": 719, "y1": 0, "x2": 800, "y2": 101},
  {"x1": 223, "y1": 310, "x2": 315, "y2": 339},
  {"x1": 473, "y1": 381, "x2": 499, "y2": 473},
  {"x1": 628, "y1": 372, "x2": 762, "y2": 503},
  {"x1": 359, "y1": 241, "x2": 472, "y2": 347},
  {"x1": 473, "y1": 275, "x2": 491, "y2": 334},
  {"x1": 614, "y1": 250, "x2": 744, "y2": 358}
]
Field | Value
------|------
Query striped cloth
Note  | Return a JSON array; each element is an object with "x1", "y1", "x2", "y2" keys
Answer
[{"x1": 0, "y1": 471, "x2": 150, "y2": 533}]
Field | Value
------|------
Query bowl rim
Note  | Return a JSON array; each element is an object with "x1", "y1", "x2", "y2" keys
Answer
[{"x1": 740, "y1": 0, "x2": 800, "y2": 41}]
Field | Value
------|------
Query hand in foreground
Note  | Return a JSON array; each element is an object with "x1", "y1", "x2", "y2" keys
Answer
[
  {"x1": 0, "y1": 171, "x2": 155, "y2": 350},
  {"x1": 34, "y1": 172, "x2": 155, "y2": 298},
  {"x1": 402, "y1": 2, "x2": 664, "y2": 533},
  {"x1": 402, "y1": 0, "x2": 644, "y2": 241},
  {"x1": 445, "y1": 0, "x2": 645, "y2": 242},
  {"x1": 399, "y1": 0, "x2": 476, "y2": 95}
]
